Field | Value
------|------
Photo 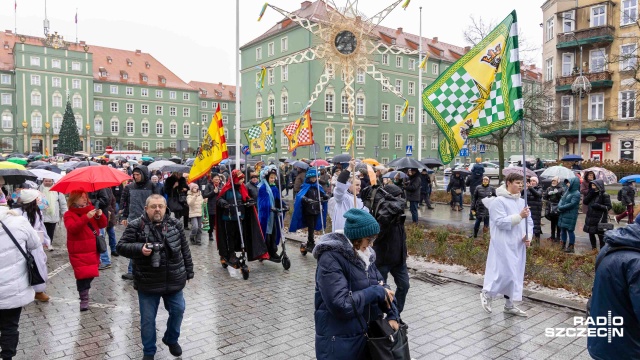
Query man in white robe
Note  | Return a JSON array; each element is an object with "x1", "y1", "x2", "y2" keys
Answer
[
  {"x1": 330, "y1": 159, "x2": 367, "y2": 232},
  {"x1": 480, "y1": 172, "x2": 532, "y2": 317}
]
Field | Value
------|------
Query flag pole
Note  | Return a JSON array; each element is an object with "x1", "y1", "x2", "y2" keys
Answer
[
  {"x1": 311, "y1": 143, "x2": 326, "y2": 235},
  {"x1": 75, "y1": 8, "x2": 78, "y2": 44},
  {"x1": 235, "y1": 0, "x2": 241, "y2": 170},
  {"x1": 14, "y1": 1, "x2": 17, "y2": 35},
  {"x1": 520, "y1": 116, "x2": 529, "y2": 241},
  {"x1": 417, "y1": 6, "x2": 422, "y2": 161}
]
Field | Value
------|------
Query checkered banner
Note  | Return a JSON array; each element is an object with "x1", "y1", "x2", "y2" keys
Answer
[
  {"x1": 422, "y1": 10, "x2": 523, "y2": 164},
  {"x1": 244, "y1": 115, "x2": 277, "y2": 156},
  {"x1": 283, "y1": 109, "x2": 314, "y2": 153}
]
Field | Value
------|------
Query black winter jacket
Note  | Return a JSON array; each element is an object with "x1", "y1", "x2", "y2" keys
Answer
[
  {"x1": 117, "y1": 213, "x2": 194, "y2": 294},
  {"x1": 446, "y1": 175, "x2": 466, "y2": 193},
  {"x1": 620, "y1": 183, "x2": 636, "y2": 207},
  {"x1": 202, "y1": 182, "x2": 222, "y2": 216},
  {"x1": 465, "y1": 164, "x2": 485, "y2": 197},
  {"x1": 403, "y1": 173, "x2": 422, "y2": 202},
  {"x1": 525, "y1": 185, "x2": 543, "y2": 235},
  {"x1": 246, "y1": 181, "x2": 259, "y2": 200},
  {"x1": 472, "y1": 184, "x2": 495, "y2": 219},
  {"x1": 120, "y1": 165, "x2": 159, "y2": 221},
  {"x1": 583, "y1": 180, "x2": 612, "y2": 234},
  {"x1": 420, "y1": 173, "x2": 430, "y2": 193},
  {"x1": 544, "y1": 184, "x2": 564, "y2": 215}
]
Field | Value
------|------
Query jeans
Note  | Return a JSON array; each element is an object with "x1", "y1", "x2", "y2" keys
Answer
[
  {"x1": 473, "y1": 216, "x2": 490, "y2": 237},
  {"x1": 138, "y1": 290, "x2": 186, "y2": 356},
  {"x1": 190, "y1": 217, "x2": 202, "y2": 239},
  {"x1": 0, "y1": 307, "x2": 22, "y2": 359},
  {"x1": 560, "y1": 228, "x2": 575, "y2": 245},
  {"x1": 377, "y1": 263, "x2": 410, "y2": 314},
  {"x1": 99, "y1": 227, "x2": 117, "y2": 265},
  {"x1": 409, "y1": 201, "x2": 419, "y2": 223}
]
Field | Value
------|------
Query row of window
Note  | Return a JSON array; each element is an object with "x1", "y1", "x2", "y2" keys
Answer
[
  {"x1": 94, "y1": 101, "x2": 191, "y2": 117},
  {"x1": 29, "y1": 75, "x2": 84, "y2": 89},
  {"x1": 6, "y1": 91, "x2": 84, "y2": 108},
  {"x1": 29, "y1": 56, "x2": 83, "y2": 71},
  {"x1": 200, "y1": 101, "x2": 228, "y2": 110},
  {"x1": 545, "y1": 1, "x2": 638, "y2": 43},
  {"x1": 94, "y1": 118, "x2": 200, "y2": 138},
  {"x1": 94, "y1": 140, "x2": 185, "y2": 153},
  {"x1": 94, "y1": 83, "x2": 191, "y2": 100},
  {"x1": 545, "y1": 45, "x2": 637, "y2": 81},
  {"x1": 554, "y1": 91, "x2": 636, "y2": 121},
  {"x1": 255, "y1": 37, "x2": 289, "y2": 60}
]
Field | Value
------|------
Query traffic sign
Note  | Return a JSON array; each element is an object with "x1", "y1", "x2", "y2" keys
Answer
[
  {"x1": 241, "y1": 145, "x2": 250, "y2": 155},
  {"x1": 324, "y1": 146, "x2": 330, "y2": 153},
  {"x1": 471, "y1": 145, "x2": 477, "y2": 153},
  {"x1": 405, "y1": 145, "x2": 413, "y2": 156},
  {"x1": 479, "y1": 144, "x2": 486, "y2": 153},
  {"x1": 459, "y1": 148, "x2": 469, "y2": 157}
]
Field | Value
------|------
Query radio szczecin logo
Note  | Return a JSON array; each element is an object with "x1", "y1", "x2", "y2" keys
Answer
[{"x1": 545, "y1": 311, "x2": 623, "y2": 343}]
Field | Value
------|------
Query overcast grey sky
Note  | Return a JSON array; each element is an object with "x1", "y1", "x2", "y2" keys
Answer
[{"x1": 1, "y1": 0, "x2": 543, "y2": 85}]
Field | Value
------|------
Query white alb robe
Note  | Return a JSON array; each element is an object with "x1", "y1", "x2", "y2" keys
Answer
[{"x1": 482, "y1": 185, "x2": 533, "y2": 301}]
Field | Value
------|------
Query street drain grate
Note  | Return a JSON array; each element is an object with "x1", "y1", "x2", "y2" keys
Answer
[{"x1": 412, "y1": 273, "x2": 449, "y2": 286}]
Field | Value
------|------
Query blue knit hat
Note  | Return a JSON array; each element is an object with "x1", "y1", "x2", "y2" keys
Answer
[
  {"x1": 306, "y1": 167, "x2": 318, "y2": 179},
  {"x1": 343, "y1": 208, "x2": 380, "y2": 241}
]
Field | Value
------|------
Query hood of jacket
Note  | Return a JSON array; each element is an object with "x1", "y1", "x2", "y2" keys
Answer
[
  {"x1": 605, "y1": 223, "x2": 640, "y2": 249},
  {"x1": 591, "y1": 179, "x2": 605, "y2": 193},
  {"x1": 567, "y1": 176, "x2": 580, "y2": 192},
  {"x1": 132, "y1": 165, "x2": 150, "y2": 185},
  {"x1": 312, "y1": 231, "x2": 376, "y2": 271},
  {"x1": 495, "y1": 184, "x2": 521, "y2": 199},
  {"x1": 471, "y1": 164, "x2": 485, "y2": 176}
]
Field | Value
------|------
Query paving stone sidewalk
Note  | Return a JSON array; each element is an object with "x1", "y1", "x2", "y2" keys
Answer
[{"x1": 14, "y1": 225, "x2": 590, "y2": 360}]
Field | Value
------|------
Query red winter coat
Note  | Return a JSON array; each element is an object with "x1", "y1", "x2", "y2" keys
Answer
[{"x1": 64, "y1": 204, "x2": 108, "y2": 280}]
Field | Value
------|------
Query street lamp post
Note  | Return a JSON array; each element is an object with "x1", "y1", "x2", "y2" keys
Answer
[{"x1": 567, "y1": 32, "x2": 592, "y2": 157}]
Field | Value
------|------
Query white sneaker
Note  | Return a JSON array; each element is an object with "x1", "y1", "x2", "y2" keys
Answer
[
  {"x1": 480, "y1": 292, "x2": 492, "y2": 313},
  {"x1": 504, "y1": 306, "x2": 528, "y2": 317},
  {"x1": 48, "y1": 244, "x2": 55, "y2": 251}
]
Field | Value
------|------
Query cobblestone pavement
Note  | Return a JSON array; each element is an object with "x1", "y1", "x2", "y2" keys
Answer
[{"x1": 14, "y1": 225, "x2": 591, "y2": 360}]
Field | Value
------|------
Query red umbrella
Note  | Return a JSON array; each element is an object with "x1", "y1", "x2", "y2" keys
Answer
[
  {"x1": 50, "y1": 166, "x2": 131, "y2": 194},
  {"x1": 311, "y1": 159, "x2": 330, "y2": 167}
]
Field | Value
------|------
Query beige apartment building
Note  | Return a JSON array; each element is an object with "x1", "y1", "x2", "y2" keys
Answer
[{"x1": 541, "y1": 0, "x2": 640, "y2": 161}]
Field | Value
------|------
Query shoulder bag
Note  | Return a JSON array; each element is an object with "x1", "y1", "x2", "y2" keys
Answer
[
  {"x1": 88, "y1": 222, "x2": 107, "y2": 254},
  {"x1": 597, "y1": 211, "x2": 614, "y2": 232},
  {"x1": 348, "y1": 269, "x2": 411, "y2": 360},
  {"x1": 1, "y1": 221, "x2": 45, "y2": 286}
]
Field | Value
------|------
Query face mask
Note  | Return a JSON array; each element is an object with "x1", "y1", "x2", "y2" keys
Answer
[
  {"x1": 38, "y1": 203, "x2": 46, "y2": 210},
  {"x1": 11, "y1": 192, "x2": 18, "y2": 200}
]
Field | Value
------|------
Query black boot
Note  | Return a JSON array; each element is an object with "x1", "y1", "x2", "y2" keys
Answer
[
  {"x1": 209, "y1": 233, "x2": 214, "y2": 242},
  {"x1": 306, "y1": 240, "x2": 315, "y2": 252},
  {"x1": 564, "y1": 244, "x2": 575, "y2": 253}
]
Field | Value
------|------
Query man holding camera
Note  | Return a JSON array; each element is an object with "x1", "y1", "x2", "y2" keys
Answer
[{"x1": 117, "y1": 194, "x2": 194, "y2": 360}]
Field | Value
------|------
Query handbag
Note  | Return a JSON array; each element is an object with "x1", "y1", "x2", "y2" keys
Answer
[
  {"x1": 545, "y1": 203, "x2": 559, "y2": 220},
  {"x1": 454, "y1": 189, "x2": 462, "y2": 195},
  {"x1": 1, "y1": 221, "x2": 45, "y2": 286},
  {"x1": 202, "y1": 203, "x2": 211, "y2": 231},
  {"x1": 597, "y1": 212, "x2": 614, "y2": 232},
  {"x1": 88, "y1": 222, "x2": 107, "y2": 254}
]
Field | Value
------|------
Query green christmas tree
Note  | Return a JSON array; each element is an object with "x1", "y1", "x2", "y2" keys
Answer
[{"x1": 57, "y1": 100, "x2": 82, "y2": 155}]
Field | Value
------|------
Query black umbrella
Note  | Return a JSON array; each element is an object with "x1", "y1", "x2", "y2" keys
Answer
[
  {"x1": 332, "y1": 153, "x2": 352, "y2": 164},
  {"x1": 34, "y1": 165, "x2": 62, "y2": 174},
  {"x1": 154, "y1": 156, "x2": 167, "y2": 161},
  {"x1": 184, "y1": 158, "x2": 195, "y2": 166},
  {"x1": 161, "y1": 164, "x2": 191, "y2": 173},
  {"x1": 0, "y1": 169, "x2": 37, "y2": 185},
  {"x1": 561, "y1": 154, "x2": 583, "y2": 161},
  {"x1": 421, "y1": 158, "x2": 444, "y2": 168},
  {"x1": 386, "y1": 157, "x2": 424, "y2": 170},
  {"x1": 452, "y1": 168, "x2": 472, "y2": 176},
  {"x1": 27, "y1": 161, "x2": 48, "y2": 168},
  {"x1": 68, "y1": 161, "x2": 101, "y2": 170},
  {"x1": 8, "y1": 153, "x2": 26, "y2": 158},
  {"x1": 169, "y1": 156, "x2": 183, "y2": 164}
]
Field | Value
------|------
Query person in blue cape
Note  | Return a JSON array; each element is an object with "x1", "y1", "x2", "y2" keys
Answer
[
  {"x1": 290, "y1": 167, "x2": 328, "y2": 253},
  {"x1": 257, "y1": 165, "x2": 287, "y2": 262}
]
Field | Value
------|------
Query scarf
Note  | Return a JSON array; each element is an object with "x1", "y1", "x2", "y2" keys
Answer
[
  {"x1": 39, "y1": 185, "x2": 58, "y2": 218},
  {"x1": 356, "y1": 247, "x2": 372, "y2": 270}
]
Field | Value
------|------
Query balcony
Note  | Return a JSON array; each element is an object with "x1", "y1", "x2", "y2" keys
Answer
[
  {"x1": 556, "y1": 26, "x2": 614, "y2": 49},
  {"x1": 555, "y1": 71, "x2": 613, "y2": 92}
]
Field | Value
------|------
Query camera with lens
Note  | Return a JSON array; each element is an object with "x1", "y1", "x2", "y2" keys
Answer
[{"x1": 145, "y1": 242, "x2": 165, "y2": 268}]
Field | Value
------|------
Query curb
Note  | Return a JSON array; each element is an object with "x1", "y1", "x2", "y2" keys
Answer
[{"x1": 285, "y1": 233, "x2": 587, "y2": 313}]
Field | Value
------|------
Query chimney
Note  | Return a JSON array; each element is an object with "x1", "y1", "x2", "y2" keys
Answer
[
  {"x1": 79, "y1": 40, "x2": 86, "y2": 45},
  {"x1": 397, "y1": 27, "x2": 403, "y2": 33},
  {"x1": 432, "y1": 36, "x2": 438, "y2": 43},
  {"x1": 464, "y1": 46, "x2": 471, "y2": 53},
  {"x1": 301, "y1": 1, "x2": 311, "y2": 9},
  {"x1": 135, "y1": 49, "x2": 142, "y2": 55},
  {"x1": 4, "y1": 30, "x2": 12, "y2": 35},
  {"x1": 219, "y1": 82, "x2": 222, "y2": 86}
]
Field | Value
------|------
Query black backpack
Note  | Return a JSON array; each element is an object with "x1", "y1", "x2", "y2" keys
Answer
[
  {"x1": 362, "y1": 184, "x2": 406, "y2": 226},
  {"x1": 617, "y1": 189, "x2": 623, "y2": 201}
]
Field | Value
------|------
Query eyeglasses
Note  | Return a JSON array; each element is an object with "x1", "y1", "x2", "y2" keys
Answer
[
  {"x1": 147, "y1": 204, "x2": 166, "y2": 210},
  {"x1": 250, "y1": 176, "x2": 259, "y2": 179}
]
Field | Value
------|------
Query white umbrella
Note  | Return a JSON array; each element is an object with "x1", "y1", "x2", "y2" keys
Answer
[
  {"x1": 540, "y1": 166, "x2": 576, "y2": 180},
  {"x1": 147, "y1": 160, "x2": 176, "y2": 172},
  {"x1": 29, "y1": 169, "x2": 63, "y2": 182}
]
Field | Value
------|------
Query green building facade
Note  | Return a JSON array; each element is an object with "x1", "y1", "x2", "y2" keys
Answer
[{"x1": 240, "y1": 0, "x2": 556, "y2": 164}]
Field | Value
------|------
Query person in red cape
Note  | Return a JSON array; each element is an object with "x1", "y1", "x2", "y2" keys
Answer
[{"x1": 215, "y1": 169, "x2": 269, "y2": 267}]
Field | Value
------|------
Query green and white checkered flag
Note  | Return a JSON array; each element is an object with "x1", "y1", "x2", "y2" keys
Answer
[
  {"x1": 422, "y1": 10, "x2": 523, "y2": 164},
  {"x1": 244, "y1": 115, "x2": 277, "y2": 156}
]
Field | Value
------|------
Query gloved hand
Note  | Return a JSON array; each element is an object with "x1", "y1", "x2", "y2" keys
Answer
[{"x1": 244, "y1": 200, "x2": 256, "y2": 207}]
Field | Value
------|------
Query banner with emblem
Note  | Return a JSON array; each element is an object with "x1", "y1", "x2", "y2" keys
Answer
[
  {"x1": 422, "y1": 10, "x2": 523, "y2": 164},
  {"x1": 244, "y1": 115, "x2": 277, "y2": 156},
  {"x1": 282, "y1": 109, "x2": 314, "y2": 153},
  {"x1": 188, "y1": 104, "x2": 229, "y2": 183}
]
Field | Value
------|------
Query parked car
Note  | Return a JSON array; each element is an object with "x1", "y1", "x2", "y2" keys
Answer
[
  {"x1": 476, "y1": 162, "x2": 500, "y2": 179},
  {"x1": 443, "y1": 163, "x2": 469, "y2": 176}
]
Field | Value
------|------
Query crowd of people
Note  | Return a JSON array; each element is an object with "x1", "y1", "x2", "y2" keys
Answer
[{"x1": 0, "y1": 155, "x2": 638, "y2": 360}]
